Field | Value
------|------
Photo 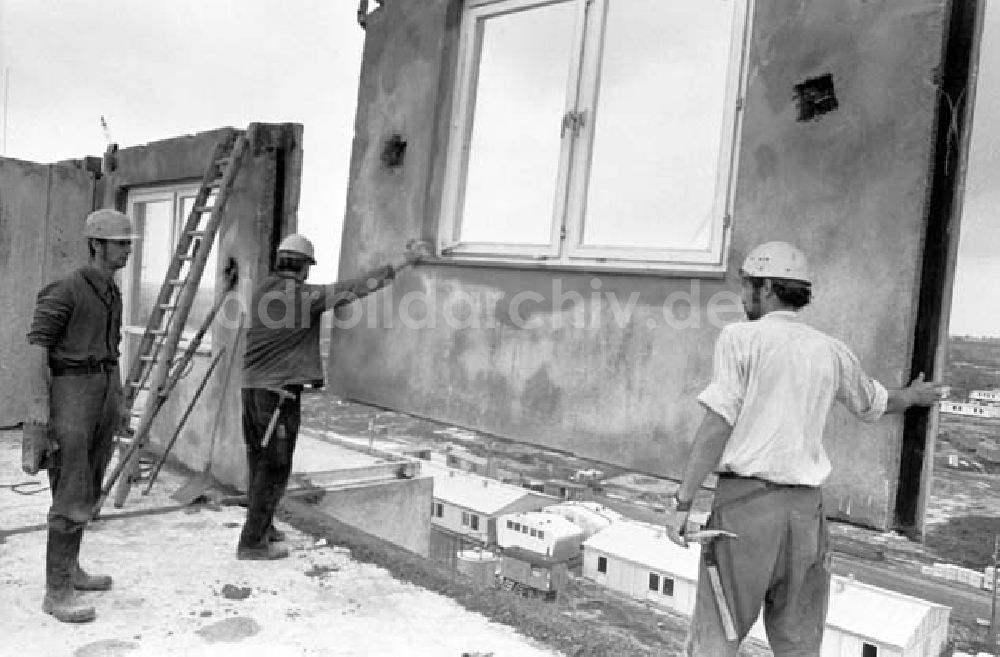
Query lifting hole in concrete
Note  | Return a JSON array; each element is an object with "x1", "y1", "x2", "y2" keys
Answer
[
  {"x1": 794, "y1": 73, "x2": 838, "y2": 121},
  {"x1": 381, "y1": 134, "x2": 407, "y2": 168}
]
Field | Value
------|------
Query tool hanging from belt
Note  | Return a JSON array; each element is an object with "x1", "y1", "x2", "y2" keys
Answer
[{"x1": 261, "y1": 388, "x2": 296, "y2": 450}]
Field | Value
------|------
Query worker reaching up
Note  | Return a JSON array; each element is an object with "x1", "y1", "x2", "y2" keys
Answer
[
  {"x1": 236, "y1": 233, "x2": 430, "y2": 560},
  {"x1": 664, "y1": 241, "x2": 943, "y2": 656},
  {"x1": 24, "y1": 209, "x2": 138, "y2": 623}
]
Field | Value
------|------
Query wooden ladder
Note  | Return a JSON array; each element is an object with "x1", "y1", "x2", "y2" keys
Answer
[{"x1": 93, "y1": 129, "x2": 249, "y2": 515}]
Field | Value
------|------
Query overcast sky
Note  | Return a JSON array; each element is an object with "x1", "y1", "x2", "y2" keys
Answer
[
  {"x1": 0, "y1": 0, "x2": 361, "y2": 281},
  {"x1": 0, "y1": 0, "x2": 997, "y2": 335}
]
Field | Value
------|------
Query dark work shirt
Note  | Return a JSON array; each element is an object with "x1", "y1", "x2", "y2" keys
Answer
[
  {"x1": 27, "y1": 266, "x2": 123, "y2": 369},
  {"x1": 243, "y1": 267, "x2": 393, "y2": 389}
]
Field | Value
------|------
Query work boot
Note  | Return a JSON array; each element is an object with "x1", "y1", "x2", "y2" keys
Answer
[
  {"x1": 73, "y1": 563, "x2": 113, "y2": 591},
  {"x1": 266, "y1": 524, "x2": 286, "y2": 543},
  {"x1": 237, "y1": 542, "x2": 289, "y2": 561},
  {"x1": 43, "y1": 529, "x2": 96, "y2": 623}
]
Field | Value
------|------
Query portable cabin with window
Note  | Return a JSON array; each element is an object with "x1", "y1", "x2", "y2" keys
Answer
[
  {"x1": 425, "y1": 462, "x2": 555, "y2": 544},
  {"x1": 496, "y1": 510, "x2": 585, "y2": 560},
  {"x1": 581, "y1": 520, "x2": 701, "y2": 615}
]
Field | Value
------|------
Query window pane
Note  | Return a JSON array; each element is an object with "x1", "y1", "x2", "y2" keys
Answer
[
  {"x1": 180, "y1": 193, "x2": 218, "y2": 331},
  {"x1": 648, "y1": 573, "x2": 659, "y2": 591},
  {"x1": 134, "y1": 200, "x2": 173, "y2": 326},
  {"x1": 582, "y1": 0, "x2": 737, "y2": 249},
  {"x1": 662, "y1": 577, "x2": 674, "y2": 596},
  {"x1": 460, "y1": 1, "x2": 576, "y2": 245},
  {"x1": 597, "y1": 556, "x2": 607, "y2": 573}
]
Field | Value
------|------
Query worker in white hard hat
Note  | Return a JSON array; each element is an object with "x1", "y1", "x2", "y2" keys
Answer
[
  {"x1": 665, "y1": 241, "x2": 943, "y2": 656},
  {"x1": 23, "y1": 208, "x2": 140, "y2": 623},
  {"x1": 235, "y1": 232, "x2": 430, "y2": 560}
]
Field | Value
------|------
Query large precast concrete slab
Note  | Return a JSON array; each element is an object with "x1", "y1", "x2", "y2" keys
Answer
[{"x1": 330, "y1": 0, "x2": 974, "y2": 530}]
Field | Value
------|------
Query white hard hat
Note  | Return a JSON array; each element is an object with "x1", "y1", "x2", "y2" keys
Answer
[
  {"x1": 83, "y1": 209, "x2": 140, "y2": 240},
  {"x1": 277, "y1": 233, "x2": 317, "y2": 264},
  {"x1": 741, "y1": 241, "x2": 811, "y2": 284}
]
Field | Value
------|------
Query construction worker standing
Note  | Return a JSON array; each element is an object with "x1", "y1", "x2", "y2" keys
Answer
[
  {"x1": 24, "y1": 209, "x2": 138, "y2": 623},
  {"x1": 236, "y1": 234, "x2": 427, "y2": 560},
  {"x1": 665, "y1": 241, "x2": 943, "y2": 656}
]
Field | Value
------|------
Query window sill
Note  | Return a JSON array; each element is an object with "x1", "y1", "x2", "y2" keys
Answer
[{"x1": 430, "y1": 253, "x2": 728, "y2": 279}]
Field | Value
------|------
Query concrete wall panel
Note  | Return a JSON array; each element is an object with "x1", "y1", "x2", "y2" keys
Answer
[
  {"x1": 101, "y1": 124, "x2": 302, "y2": 491},
  {"x1": 291, "y1": 476, "x2": 433, "y2": 557},
  {"x1": 331, "y1": 0, "x2": 951, "y2": 527},
  {"x1": 0, "y1": 159, "x2": 95, "y2": 426}
]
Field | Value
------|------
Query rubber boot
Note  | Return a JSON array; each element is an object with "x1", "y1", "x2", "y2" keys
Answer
[
  {"x1": 238, "y1": 465, "x2": 288, "y2": 560},
  {"x1": 266, "y1": 524, "x2": 286, "y2": 543},
  {"x1": 73, "y1": 530, "x2": 113, "y2": 591},
  {"x1": 73, "y1": 563, "x2": 113, "y2": 591},
  {"x1": 237, "y1": 542, "x2": 290, "y2": 561},
  {"x1": 42, "y1": 529, "x2": 96, "y2": 623}
]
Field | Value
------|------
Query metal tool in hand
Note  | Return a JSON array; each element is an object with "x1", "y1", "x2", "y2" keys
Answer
[
  {"x1": 684, "y1": 529, "x2": 738, "y2": 543},
  {"x1": 261, "y1": 388, "x2": 296, "y2": 449},
  {"x1": 696, "y1": 529, "x2": 740, "y2": 642}
]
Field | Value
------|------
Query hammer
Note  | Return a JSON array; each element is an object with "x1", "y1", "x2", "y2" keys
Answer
[
  {"x1": 688, "y1": 529, "x2": 740, "y2": 642},
  {"x1": 261, "y1": 388, "x2": 296, "y2": 450}
]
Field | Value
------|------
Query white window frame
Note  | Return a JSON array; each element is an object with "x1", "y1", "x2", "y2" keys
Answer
[
  {"x1": 438, "y1": 0, "x2": 754, "y2": 274},
  {"x1": 122, "y1": 183, "x2": 217, "y2": 354}
]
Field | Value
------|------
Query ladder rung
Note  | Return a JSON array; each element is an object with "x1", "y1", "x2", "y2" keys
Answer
[
  {"x1": 139, "y1": 355, "x2": 156, "y2": 363},
  {"x1": 158, "y1": 304, "x2": 177, "y2": 311},
  {"x1": 193, "y1": 205, "x2": 213, "y2": 213},
  {"x1": 214, "y1": 157, "x2": 232, "y2": 168},
  {"x1": 129, "y1": 381, "x2": 150, "y2": 390},
  {"x1": 179, "y1": 254, "x2": 194, "y2": 261},
  {"x1": 168, "y1": 279, "x2": 186, "y2": 286},
  {"x1": 149, "y1": 329, "x2": 167, "y2": 336},
  {"x1": 186, "y1": 230, "x2": 206, "y2": 238}
]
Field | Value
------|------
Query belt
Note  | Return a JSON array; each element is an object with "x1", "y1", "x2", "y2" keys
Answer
[
  {"x1": 717, "y1": 471, "x2": 816, "y2": 489},
  {"x1": 50, "y1": 361, "x2": 116, "y2": 377}
]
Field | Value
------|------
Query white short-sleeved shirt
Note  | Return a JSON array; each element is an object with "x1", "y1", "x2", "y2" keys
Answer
[{"x1": 697, "y1": 311, "x2": 888, "y2": 486}]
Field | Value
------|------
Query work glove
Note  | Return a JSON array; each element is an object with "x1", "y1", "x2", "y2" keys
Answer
[
  {"x1": 401, "y1": 239, "x2": 433, "y2": 268},
  {"x1": 21, "y1": 421, "x2": 55, "y2": 476}
]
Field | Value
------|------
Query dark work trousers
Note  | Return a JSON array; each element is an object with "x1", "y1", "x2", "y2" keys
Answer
[
  {"x1": 685, "y1": 475, "x2": 829, "y2": 657},
  {"x1": 47, "y1": 370, "x2": 120, "y2": 533},
  {"x1": 239, "y1": 386, "x2": 301, "y2": 549}
]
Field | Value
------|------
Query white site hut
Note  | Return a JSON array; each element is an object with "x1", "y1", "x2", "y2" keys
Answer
[
  {"x1": 581, "y1": 520, "x2": 701, "y2": 615},
  {"x1": 582, "y1": 521, "x2": 950, "y2": 657},
  {"x1": 820, "y1": 575, "x2": 950, "y2": 657}
]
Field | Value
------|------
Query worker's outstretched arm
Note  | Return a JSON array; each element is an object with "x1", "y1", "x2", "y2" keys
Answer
[
  {"x1": 885, "y1": 372, "x2": 944, "y2": 414},
  {"x1": 321, "y1": 264, "x2": 396, "y2": 310},
  {"x1": 321, "y1": 240, "x2": 432, "y2": 311},
  {"x1": 665, "y1": 409, "x2": 733, "y2": 546}
]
